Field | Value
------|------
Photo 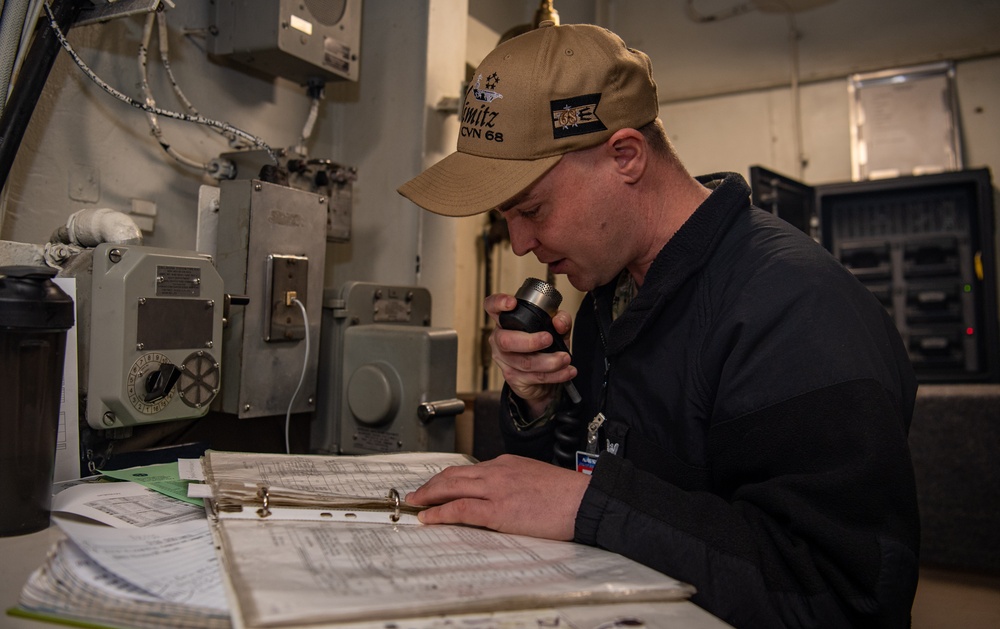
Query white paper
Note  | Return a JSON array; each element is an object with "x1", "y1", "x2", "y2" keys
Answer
[
  {"x1": 286, "y1": 602, "x2": 731, "y2": 629},
  {"x1": 217, "y1": 520, "x2": 694, "y2": 627},
  {"x1": 52, "y1": 277, "x2": 80, "y2": 482},
  {"x1": 49, "y1": 540, "x2": 172, "y2": 604},
  {"x1": 178, "y1": 457, "x2": 206, "y2": 481},
  {"x1": 52, "y1": 481, "x2": 204, "y2": 528},
  {"x1": 188, "y1": 482, "x2": 214, "y2": 499},
  {"x1": 54, "y1": 517, "x2": 229, "y2": 612},
  {"x1": 204, "y1": 450, "x2": 474, "y2": 501},
  {"x1": 18, "y1": 538, "x2": 232, "y2": 629}
]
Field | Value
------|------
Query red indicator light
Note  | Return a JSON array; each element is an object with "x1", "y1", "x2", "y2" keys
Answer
[{"x1": 966, "y1": 327, "x2": 975, "y2": 335}]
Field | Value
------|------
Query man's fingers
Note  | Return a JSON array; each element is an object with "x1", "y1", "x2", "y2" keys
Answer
[
  {"x1": 484, "y1": 293, "x2": 517, "y2": 320},
  {"x1": 416, "y1": 499, "x2": 495, "y2": 529},
  {"x1": 492, "y1": 326, "x2": 552, "y2": 354},
  {"x1": 406, "y1": 466, "x2": 484, "y2": 506}
]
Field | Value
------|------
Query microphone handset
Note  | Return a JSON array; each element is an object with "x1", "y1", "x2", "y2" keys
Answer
[{"x1": 498, "y1": 278, "x2": 582, "y2": 405}]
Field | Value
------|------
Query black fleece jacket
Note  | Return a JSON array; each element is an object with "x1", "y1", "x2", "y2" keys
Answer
[{"x1": 500, "y1": 173, "x2": 920, "y2": 628}]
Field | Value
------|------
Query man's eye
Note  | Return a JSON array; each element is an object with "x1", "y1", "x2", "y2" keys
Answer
[{"x1": 519, "y1": 207, "x2": 540, "y2": 219}]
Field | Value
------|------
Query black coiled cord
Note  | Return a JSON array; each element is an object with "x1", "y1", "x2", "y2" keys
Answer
[{"x1": 552, "y1": 409, "x2": 584, "y2": 468}]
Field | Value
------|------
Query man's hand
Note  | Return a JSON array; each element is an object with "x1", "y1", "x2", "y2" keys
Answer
[
  {"x1": 405, "y1": 454, "x2": 590, "y2": 541},
  {"x1": 486, "y1": 292, "x2": 577, "y2": 417}
]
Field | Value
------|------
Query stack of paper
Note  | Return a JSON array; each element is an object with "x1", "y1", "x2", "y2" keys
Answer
[
  {"x1": 13, "y1": 474, "x2": 230, "y2": 629},
  {"x1": 16, "y1": 520, "x2": 231, "y2": 629}
]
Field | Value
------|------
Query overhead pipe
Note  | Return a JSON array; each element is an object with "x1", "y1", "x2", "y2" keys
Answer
[
  {"x1": 50, "y1": 207, "x2": 143, "y2": 248},
  {"x1": 0, "y1": 0, "x2": 81, "y2": 191}
]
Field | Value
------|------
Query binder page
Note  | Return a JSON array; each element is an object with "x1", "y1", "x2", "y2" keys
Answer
[
  {"x1": 215, "y1": 519, "x2": 695, "y2": 628},
  {"x1": 203, "y1": 451, "x2": 475, "y2": 512}
]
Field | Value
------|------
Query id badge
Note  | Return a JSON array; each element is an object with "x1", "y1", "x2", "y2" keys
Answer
[{"x1": 576, "y1": 451, "x2": 599, "y2": 475}]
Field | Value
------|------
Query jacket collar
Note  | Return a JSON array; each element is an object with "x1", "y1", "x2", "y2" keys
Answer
[{"x1": 596, "y1": 172, "x2": 752, "y2": 356}]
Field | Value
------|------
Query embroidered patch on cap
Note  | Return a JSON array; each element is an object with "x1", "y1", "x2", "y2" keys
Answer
[
  {"x1": 471, "y1": 73, "x2": 502, "y2": 103},
  {"x1": 551, "y1": 94, "x2": 606, "y2": 139}
]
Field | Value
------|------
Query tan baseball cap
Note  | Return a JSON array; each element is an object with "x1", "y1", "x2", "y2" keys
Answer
[{"x1": 397, "y1": 22, "x2": 659, "y2": 217}]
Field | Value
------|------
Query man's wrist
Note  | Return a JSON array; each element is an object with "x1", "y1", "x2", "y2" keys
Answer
[{"x1": 508, "y1": 391, "x2": 562, "y2": 431}]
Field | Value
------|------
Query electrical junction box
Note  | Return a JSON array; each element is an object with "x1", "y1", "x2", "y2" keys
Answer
[
  {"x1": 312, "y1": 282, "x2": 463, "y2": 455},
  {"x1": 213, "y1": 179, "x2": 327, "y2": 418},
  {"x1": 210, "y1": 0, "x2": 362, "y2": 84},
  {"x1": 85, "y1": 244, "x2": 224, "y2": 429}
]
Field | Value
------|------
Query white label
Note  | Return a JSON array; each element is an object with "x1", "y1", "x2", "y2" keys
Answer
[{"x1": 290, "y1": 14, "x2": 313, "y2": 35}]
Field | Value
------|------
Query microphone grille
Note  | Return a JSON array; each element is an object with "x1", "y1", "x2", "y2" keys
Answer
[{"x1": 515, "y1": 277, "x2": 563, "y2": 314}]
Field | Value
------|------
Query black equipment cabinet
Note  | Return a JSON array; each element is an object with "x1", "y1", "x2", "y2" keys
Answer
[{"x1": 750, "y1": 166, "x2": 999, "y2": 383}]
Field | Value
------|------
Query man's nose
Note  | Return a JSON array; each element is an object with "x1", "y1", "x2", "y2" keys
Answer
[{"x1": 507, "y1": 221, "x2": 537, "y2": 257}]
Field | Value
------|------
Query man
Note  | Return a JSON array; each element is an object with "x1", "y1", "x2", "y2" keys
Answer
[{"x1": 397, "y1": 22, "x2": 919, "y2": 629}]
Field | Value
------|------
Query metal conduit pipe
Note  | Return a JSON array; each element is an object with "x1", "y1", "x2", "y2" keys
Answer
[{"x1": 0, "y1": 0, "x2": 30, "y2": 116}]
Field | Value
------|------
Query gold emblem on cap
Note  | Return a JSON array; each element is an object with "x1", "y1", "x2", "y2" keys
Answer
[
  {"x1": 555, "y1": 106, "x2": 581, "y2": 129},
  {"x1": 553, "y1": 103, "x2": 599, "y2": 130}
]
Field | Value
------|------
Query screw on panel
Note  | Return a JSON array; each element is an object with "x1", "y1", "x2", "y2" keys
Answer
[
  {"x1": 244, "y1": 403, "x2": 251, "y2": 412},
  {"x1": 136, "y1": 342, "x2": 144, "y2": 350},
  {"x1": 206, "y1": 300, "x2": 214, "y2": 308},
  {"x1": 319, "y1": 196, "x2": 326, "y2": 204},
  {"x1": 102, "y1": 412, "x2": 116, "y2": 427},
  {"x1": 108, "y1": 248, "x2": 123, "y2": 263},
  {"x1": 254, "y1": 183, "x2": 262, "y2": 191},
  {"x1": 205, "y1": 341, "x2": 213, "y2": 348},
  {"x1": 138, "y1": 297, "x2": 146, "y2": 305}
]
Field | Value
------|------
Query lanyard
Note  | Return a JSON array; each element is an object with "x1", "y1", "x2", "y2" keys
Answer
[{"x1": 586, "y1": 294, "x2": 613, "y2": 455}]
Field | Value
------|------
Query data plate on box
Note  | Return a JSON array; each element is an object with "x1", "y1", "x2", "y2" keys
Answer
[
  {"x1": 137, "y1": 298, "x2": 214, "y2": 350},
  {"x1": 155, "y1": 265, "x2": 202, "y2": 297}
]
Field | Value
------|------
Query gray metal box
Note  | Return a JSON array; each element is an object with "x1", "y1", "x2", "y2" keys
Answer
[
  {"x1": 312, "y1": 282, "x2": 461, "y2": 455},
  {"x1": 214, "y1": 179, "x2": 327, "y2": 418},
  {"x1": 210, "y1": 0, "x2": 363, "y2": 84},
  {"x1": 86, "y1": 244, "x2": 224, "y2": 429}
]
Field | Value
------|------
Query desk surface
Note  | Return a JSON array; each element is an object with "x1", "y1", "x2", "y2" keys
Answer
[
  {"x1": 1, "y1": 527, "x2": 63, "y2": 629},
  {"x1": 1, "y1": 525, "x2": 732, "y2": 629}
]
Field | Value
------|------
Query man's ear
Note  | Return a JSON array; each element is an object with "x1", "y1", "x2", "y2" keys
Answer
[{"x1": 607, "y1": 128, "x2": 646, "y2": 184}]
